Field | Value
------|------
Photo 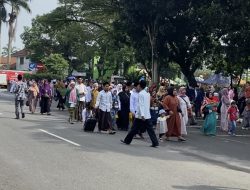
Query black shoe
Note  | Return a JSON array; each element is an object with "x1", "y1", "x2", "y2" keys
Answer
[
  {"x1": 15, "y1": 116, "x2": 20, "y2": 119},
  {"x1": 150, "y1": 144, "x2": 159, "y2": 148},
  {"x1": 22, "y1": 113, "x2": 25, "y2": 118},
  {"x1": 120, "y1": 140, "x2": 129, "y2": 145}
]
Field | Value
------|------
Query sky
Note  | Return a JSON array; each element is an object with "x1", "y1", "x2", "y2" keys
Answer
[{"x1": 2, "y1": 0, "x2": 59, "y2": 49}]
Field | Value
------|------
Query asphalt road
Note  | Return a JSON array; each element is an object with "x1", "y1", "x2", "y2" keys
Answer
[{"x1": 0, "y1": 89, "x2": 250, "y2": 190}]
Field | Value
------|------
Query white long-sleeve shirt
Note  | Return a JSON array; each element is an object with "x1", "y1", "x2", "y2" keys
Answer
[
  {"x1": 85, "y1": 86, "x2": 92, "y2": 103},
  {"x1": 76, "y1": 83, "x2": 87, "y2": 102},
  {"x1": 95, "y1": 90, "x2": 112, "y2": 112},
  {"x1": 130, "y1": 89, "x2": 139, "y2": 114},
  {"x1": 135, "y1": 89, "x2": 151, "y2": 120}
]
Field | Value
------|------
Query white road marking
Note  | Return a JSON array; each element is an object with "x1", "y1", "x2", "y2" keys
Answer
[{"x1": 39, "y1": 129, "x2": 81, "y2": 147}]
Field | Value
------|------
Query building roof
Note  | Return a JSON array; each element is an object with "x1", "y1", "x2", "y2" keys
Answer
[{"x1": 11, "y1": 49, "x2": 29, "y2": 57}]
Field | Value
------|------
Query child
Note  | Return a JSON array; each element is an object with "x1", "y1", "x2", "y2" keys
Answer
[
  {"x1": 227, "y1": 101, "x2": 239, "y2": 136},
  {"x1": 157, "y1": 109, "x2": 170, "y2": 142},
  {"x1": 242, "y1": 99, "x2": 250, "y2": 130}
]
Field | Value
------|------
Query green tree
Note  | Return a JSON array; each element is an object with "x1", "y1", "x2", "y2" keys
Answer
[
  {"x1": 7, "y1": 0, "x2": 31, "y2": 67},
  {"x1": 42, "y1": 54, "x2": 69, "y2": 78},
  {"x1": 118, "y1": 0, "x2": 220, "y2": 86},
  {"x1": 21, "y1": 1, "x2": 134, "y2": 79},
  {"x1": 208, "y1": 0, "x2": 250, "y2": 85}
]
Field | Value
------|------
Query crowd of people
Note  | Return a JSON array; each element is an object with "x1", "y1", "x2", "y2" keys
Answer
[{"x1": 10, "y1": 74, "x2": 250, "y2": 147}]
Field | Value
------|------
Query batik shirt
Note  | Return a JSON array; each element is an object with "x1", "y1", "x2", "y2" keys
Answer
[{"x1": 14, "y1": 81, "x2": 27, "y2": 100}]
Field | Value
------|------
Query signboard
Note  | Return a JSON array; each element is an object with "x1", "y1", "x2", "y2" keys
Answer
[{"x1": 29, "y1": 63, "x2": 36, "y2": 71}]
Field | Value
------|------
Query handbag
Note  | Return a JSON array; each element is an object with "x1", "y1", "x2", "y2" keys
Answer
[{"x1": 26, "y1": 100, "x2": 29, "y2": 106}]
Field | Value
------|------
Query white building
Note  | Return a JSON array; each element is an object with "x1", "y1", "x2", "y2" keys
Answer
[{"x1": 12, "y1": 49, "x2": 30, "y2": 71}]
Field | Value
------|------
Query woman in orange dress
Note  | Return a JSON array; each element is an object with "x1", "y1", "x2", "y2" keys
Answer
[{"x1": 162, "y1": 87, "x2": 186, "y2": 141}]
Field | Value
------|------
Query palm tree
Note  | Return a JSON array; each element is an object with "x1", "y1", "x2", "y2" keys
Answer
[
  {"x1": 7, "y1": 0, "x2": 31, "y2": 68},
  {"x1": 0, "y1": 0, "x2": 8, "y2": 64}
]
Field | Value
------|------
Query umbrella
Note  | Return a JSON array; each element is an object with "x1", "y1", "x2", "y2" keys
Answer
[
  {"x1": 201, "y1": 73, "x2": 230, "y2": 86},
  {"x1": 67, "y1": 76, "x2": 76, "y2": 81}
]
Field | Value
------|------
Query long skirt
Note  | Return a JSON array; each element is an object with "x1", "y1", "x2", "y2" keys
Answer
[
  {"x1": 98, "y1": 110, "x2": 112, "y2": 131},
  {"x1": 201, "y1": 112, "x2": 217, "y2": 136},
  {"x1": 220, "y1": 104, "x2": 229, "y2": 131},
  {"x1": 29, "y1": 96, "x2": 38, "y2": 113},
  {"x1": 40, "y1": 97, "x2": 51, "y2": 114},
  {"x1": 166, "y1": 113, "x2": 181, "y2": 137},
  {"x1": 57, "y1": 95, "x2": 65, "y2": 110},
  {"x1": 75, "y1": 101, "x2": 85, "y2": 121},
  {"x1": 117, "y1": 109, "x2": 129, "y2": 130}
]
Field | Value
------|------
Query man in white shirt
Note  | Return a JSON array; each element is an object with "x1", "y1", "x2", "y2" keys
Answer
[
  {"x1": 75, "y1": 78, "x2": 87, "y2": 122},
  {"x1": 85, "y1": 80, "x2": 93, "y2": 105},
  {"x1": 95, "y1": 82, "x2": 115, "y2": 134},
  {"x1": 130, "y1": 82, "x2": 145, "y2": 139},
  {"x1": 130, "y1": 82, "x2": 139, "y2": 116},
  {"x1": 121, "y1": 80, "x2": 159, "y2": 147}
]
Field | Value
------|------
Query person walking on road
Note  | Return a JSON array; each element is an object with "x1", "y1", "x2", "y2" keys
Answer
[
  {"x1": 65, "y1": 81, "x2": 79, "y2": 124},
  {"x1": 227, "y1": 100, "x2": 239, "y2": 136},
  {"x1": 117, "y1": 84, "x2": 130, "y2": 131},
  {"x1": 39, "y1": 79, "x2": 52, "y2": 115},
  {"x1": 178, "y1": 87, "x2": 192, "y2": 136},
  {"x1": 121, "y1": 80, "x2": 159, "y2": 147},
  {"x1": 13, "y1": 74, "x2": 27, "y2": 119},
  {"x1": 220, "y1": 88, "x2": 230, "y2": 132},
  {"x1": 75, "y1": 78, "x2": 87, "y2": 122},
  {"x1": 162, "y1": 87, "x2": 186, "y2": 142},
  {"x1": 200, "y1": 92, "x2": 218, "y2": 136},
  {"x1": 27, "y1": 81, "x2": 39, "y2": 114},
  {"x1": 95, "y1": 82, "x2": 116, "y2": 134}
]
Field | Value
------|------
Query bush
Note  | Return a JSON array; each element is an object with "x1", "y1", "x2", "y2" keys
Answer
[{"x1": 24, "y1": 73, "x2": 63, "y2": 81}]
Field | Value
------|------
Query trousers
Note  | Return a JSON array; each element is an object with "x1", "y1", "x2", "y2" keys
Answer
[
  {"x1": 15, "y1": 98, "x2": 24, "y2": 117},
  {"x1": 124, "y1": 118, "x2": 159, "y2": 146}
]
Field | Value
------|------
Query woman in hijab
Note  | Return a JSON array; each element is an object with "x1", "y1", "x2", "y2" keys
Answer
[
  {"x1": 157, "y1": 85, "x2": 167, "y2": 110},
  {"x1": 56, "y1": 80, "x2": 66, "y2": 111},
  {"x1": 65, "y1": 81, "x2": 79, "y2": 124},
  {"x1": 111, "y1": 89, "x2": 120, "y2": 129},
  {"x1": 201, "y1": 92, "x2": 218, "y2": 136},
  {"x1": 220, "y1": 88, "x2": 230, "y2": 131},
  {"x1": 177, "y1": 87, "x2": 192, "y2": 136},
  {"x1": 162, "y1": 87, "x2": 186, "y2": 141},
  {"x1": 39, "y1": 79, "x2": 52, "y2": 115},
  {"x1": 117, "y1": 85, "x2": 130, "y2": 131},
  {"x1": 28, "y1": 81, "x2": 39, "y2": 114},
  {"x1": 150, "y1": 89, "x2": 159, "y2": 127}
]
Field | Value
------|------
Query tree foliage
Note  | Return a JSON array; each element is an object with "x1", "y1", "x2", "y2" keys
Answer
[
  {"x1": 20, "y1": 0, "x2": 250, "y2": 85},
  {"x1": 42, "y1": 54, "x2": 69, "y2": 77}
]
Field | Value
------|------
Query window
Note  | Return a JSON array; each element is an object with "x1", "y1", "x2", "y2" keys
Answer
[{"x1": 20, "y1": 57, "x2": 24, "y2": 65}]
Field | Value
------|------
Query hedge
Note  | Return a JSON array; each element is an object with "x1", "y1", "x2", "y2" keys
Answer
[{"x1": 24, "y1": 73, "x2": 63, "y2": 81}]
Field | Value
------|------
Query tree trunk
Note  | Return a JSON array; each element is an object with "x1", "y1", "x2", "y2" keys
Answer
[
  {"x1": 152, "y1": 59, "x2": 158, "y2": 83},
  {"x1": 7, "y1": 22, "x2": 14, "y2": 69},
  {"x1": 180, "y1": 65, "x2": 197, "y2": 87}
]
